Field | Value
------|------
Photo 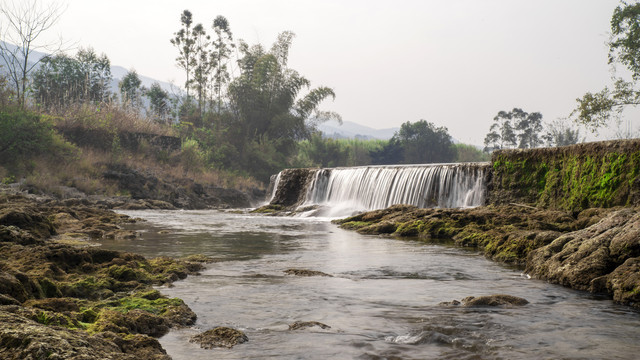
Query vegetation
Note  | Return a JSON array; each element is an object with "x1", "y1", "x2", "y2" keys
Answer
[
  {"x1": 571, "y1": 1, "x2": 640, "y2": 133},
  {"x1": 0, "y1": 0, "x2": 66, "y2": 108},
  {"x1": 491, "y1": 141, "x2": 640, "y2": 211},
  {"x1": 484, "y1": 108, "x2": 582, "y2": 152},
  {"x1": 0, "y1": 4, "x2": 503, "y2": 197}
]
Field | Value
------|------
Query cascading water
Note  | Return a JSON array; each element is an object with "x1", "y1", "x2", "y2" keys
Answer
[
  {"x1": 266, "y1": 172, "x2": 282, "y2": 203},
  {"x1": 268, "y1": 163, "x2": 488, "y2": 216}
]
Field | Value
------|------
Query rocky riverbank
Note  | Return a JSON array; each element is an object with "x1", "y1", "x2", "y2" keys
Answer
[
  {"x1": 0, "y1": 192, "x2": 210, "y2": 359},
  {"x1": 333, "y1": 204, "x2": 640, "y2": 308}
]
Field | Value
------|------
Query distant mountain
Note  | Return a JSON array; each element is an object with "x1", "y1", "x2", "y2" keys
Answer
[{"x1": 318, "y1": 120, "x2": 399, "y2": 140}]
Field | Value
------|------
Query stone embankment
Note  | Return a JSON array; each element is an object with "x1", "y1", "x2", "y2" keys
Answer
[{"x1": 0, "y1": 193, "x2": 210, "y2": 359}]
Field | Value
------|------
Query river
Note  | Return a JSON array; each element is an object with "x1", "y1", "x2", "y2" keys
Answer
[{"x1": 101, "y1": 209, "x2": 640, "y2": 359}]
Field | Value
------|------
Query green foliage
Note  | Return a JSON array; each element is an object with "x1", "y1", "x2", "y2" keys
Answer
[
  {"x1": 32, "y1": 48, "x2": 112, "y2": 109},
  {"x1": 170, "y1": 10, "x2": 199, "y2": 100},
  {"x1": 295, "y1": 133, "x2": 348, "y2": 167},
  {"x1": 454, "y1": 144, "x2": 490, "y2": 162},
  {"x1": 180, "y1": 138, "x2": 205, "y2": 173},
  {"x1": 211, "y1": 15, "x2": 235, "y2": 113},
  {"x1": 391, "y1": 120, "x2": 457, "y2": 164},
  {"x1": 119, "y1": 70, "x2": 143, "y2": 108},
  {"x1": 572, "y1": 2, "x2": 640, "y2": 130},
  {"x1": 542, "y1": 119, "x2": 583, "y2": 147},
  {"x1": 484, "y1": 108, "x2": 543, "y2": 151},
  {"x1": 0, "y1": 108, "x2": 76, "y2": 174},
  {"x1": 228, "y1": 32, "x2": 337, "y2": 160},
  {"x1": 145, "y1": 82, "x2": 171, "y2": 123},
  {"x1": 610, "y1": 2, "x2": 640, "y2": 80}
]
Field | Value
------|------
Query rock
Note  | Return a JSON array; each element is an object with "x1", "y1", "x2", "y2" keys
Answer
[
  {"x1": 0, "y1": 294, "x2": 20, "y2": 306},
  {"x1": 91, "y1": 309, "x2": 170, "y2": 337},
  {"x1": 190, "y1": 327, "x2": 248, "y2": 349},
  {"x1": 269, "y1": 168, "x2": 316, "y2": 208},
  {"x1": 438, "y1": 299, "x2": 461, "y2": 307},
  {"x1": 526, "y1": 209, "x2": 640, "y2": 298},
  {"x1": 460, "y1": 294, "x2": 529, "y2": 307},
  {"x1": 24, "y1": 298, "x2": 79, "y2": 312},
  {"x1": 284, "y1": 268, "x2": 332, "y2": 277},
  {"x1": 0, "y1": 309, "x2": 170, "y2": 360},
  {"x1": 288, "y1": 321, "x2": 331, "y2": 330},
  {"x1": 605, "y1": 257, "x2": 640, "y2": 306}
]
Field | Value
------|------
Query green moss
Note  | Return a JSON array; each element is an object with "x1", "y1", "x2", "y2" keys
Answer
[
  {"x1": 394, "y1": 220, "x2": 424, "y2": 236},
  {"x1": 339, "y1": 221, "x2": 371, "y2": 230},
  {"x1": 116, "y1": 296, "x2": 184, "y2": 315},
  {"x1": 493, "y1": 147, "x2": 640, "y2": 211},
  {"x1": 251, "y1": 204, "x2": 285, "y2": 213},
  {"x1": 107, "y1": 265, "x2": 140, "y2": 282},
  {"x1": 38, "y1": 278, "x2": 61, "y2": 298}
]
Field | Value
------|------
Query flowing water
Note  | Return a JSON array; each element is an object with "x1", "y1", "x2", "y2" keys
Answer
[{"x1": 101, "y1": 209, "x2": 640, "y2": 360}]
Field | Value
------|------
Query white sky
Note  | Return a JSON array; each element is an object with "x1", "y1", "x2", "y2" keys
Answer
[{"x1": 23, "y1": 0, "x2": 626, "y2": 144}]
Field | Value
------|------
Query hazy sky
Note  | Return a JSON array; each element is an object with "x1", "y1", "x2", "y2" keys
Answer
[{"x1": 28, "y1": 0, "x2": 625, "y2": 144}]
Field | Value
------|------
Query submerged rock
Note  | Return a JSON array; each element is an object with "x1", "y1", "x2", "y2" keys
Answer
[
  {"x1": 439, "y1": 295, "x2": 528, "y2": 307},
  {"x1": 284, "y1": 268, "x2": 333, "y2": 277},
  {"x1": 288, "y1": 321, "x2": 331, "y2": 330},
  {"x1": 190, "y1": 327, "x2": 248, "y2": 349},
  {"x1": 461, "y1": 294, "x2": 529, "y2": 307}
]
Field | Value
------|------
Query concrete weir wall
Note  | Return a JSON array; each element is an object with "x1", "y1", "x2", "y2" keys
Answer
[{"x1": 487, "y1": 139, "x2": 640, "y2": 211}]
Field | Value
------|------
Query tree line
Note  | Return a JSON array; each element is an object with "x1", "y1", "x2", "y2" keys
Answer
[{"x1": 3, "y1": 2, "x2": 640, "y2": 183}]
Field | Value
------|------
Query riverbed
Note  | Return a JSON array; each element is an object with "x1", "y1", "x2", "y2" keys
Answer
[{"x1": 103, "y1": 209, "x2": 640, "y2": 359}]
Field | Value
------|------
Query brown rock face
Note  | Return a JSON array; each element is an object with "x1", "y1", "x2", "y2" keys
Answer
[
  {"x1": 269, "y1": 168, "x2": 317, "y2": 208},
  {"x1": 526, "y1": 208, "x2": 640, "y2": 306}
]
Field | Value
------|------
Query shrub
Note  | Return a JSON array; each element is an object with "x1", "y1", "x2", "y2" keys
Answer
[{"x1": 0, "y1": 108, "x2": 76, "y2": 174}]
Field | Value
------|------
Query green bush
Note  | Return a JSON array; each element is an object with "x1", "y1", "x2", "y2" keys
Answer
[{"x1": 0, "y1": 108, "x2": 76, "y2": 174}]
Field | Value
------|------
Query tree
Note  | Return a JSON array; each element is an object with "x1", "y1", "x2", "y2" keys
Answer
[
  {"x1": 512, "y1": 108, "x2": 543, "y2": 148},
  {"x1": 391, "y1": 120, "x2": 456, "y2": 164},
  {"x1": 543, "y1": 119, "x2": 582, "y2": 147},
  {"x1": 145, "y1": 82, "x2": 171, "y2": 123},
  {"x1": 170, "y1": 10, "x2": 198, "y2": 100},
  {"x1": 0, "y1": 0, "x2": 65, "y2": 107},
  {"x1": 572, "y1": 1, "x2": 640, "y2": 132},
  {"x1": 484, "y1": 108, "x2": 543, "y2": 151},
  {"x1": 191, "y1": 23, "x2": 211, "y2": 116},
  {"x1": 119, "y1": 69, "x2": 143, "y2": 108},
  {"x1": 32, "y1": 47, "x2": 112, "y2": 109},
  {"x1": 484, "y1": 110, "x2": 517, "y2": 151},
  {"x1": 211, "y1": 15, "x2": 234, "y2": 113},
  {"x1": 228, "y1": 31, "x2": 339, "y2": 156}
]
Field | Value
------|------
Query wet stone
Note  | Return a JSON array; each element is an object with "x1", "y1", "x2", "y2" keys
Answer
[
  {"x1": 283, "y1": 268, "x2": 332, "y2": 277},
  {"x1": 288, "y1": 321, "x2": 331, "y2": 330},
  {"x1": 189, "y1": 327, "x2": 248, "y2": 349}
]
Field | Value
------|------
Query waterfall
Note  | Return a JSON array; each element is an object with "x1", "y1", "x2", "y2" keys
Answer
[
  {"x1": 266, "y1": 172, "x2": 282, "y2": 203},
  {"x1": 297, "y1": 163, "x2": 487, "y2": 214}
]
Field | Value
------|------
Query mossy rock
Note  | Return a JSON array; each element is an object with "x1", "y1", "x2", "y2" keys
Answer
[{"x1": 190, "y1": 327, "x2": 248, "y2": 349}]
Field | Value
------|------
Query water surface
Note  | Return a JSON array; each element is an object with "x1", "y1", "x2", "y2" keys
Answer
[{"x1": 104, "y1": 210, "x2": 640, "y2": 359}]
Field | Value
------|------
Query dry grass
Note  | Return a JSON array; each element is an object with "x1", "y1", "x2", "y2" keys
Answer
[
  {"x1": 118, "y1": 148, "x2": 263, "y2": 192},
  {"x1": 48, "y1": 102, "x2": 176, "y2": 136},
  {"x1": 24, "y1": 152, "x2": 118, "y2": 197}
]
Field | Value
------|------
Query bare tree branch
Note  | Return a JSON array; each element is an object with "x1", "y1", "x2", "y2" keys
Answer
[{"x1": 0, "y1": 0, "x2": 67, "y2": 107}]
